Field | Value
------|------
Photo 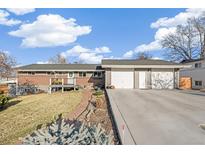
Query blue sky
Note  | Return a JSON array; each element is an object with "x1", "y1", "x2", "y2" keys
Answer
[{"x1": 1, "y1": 8, "x2": 204, "y2": 65}]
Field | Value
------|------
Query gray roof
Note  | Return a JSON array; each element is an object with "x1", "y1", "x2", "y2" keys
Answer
[
  {"x1": 101, "y1": 59, "x2": 179, "y2": 65},
  {"x1": 17, "y1": 64, "x2": 103, "y2": 71}
]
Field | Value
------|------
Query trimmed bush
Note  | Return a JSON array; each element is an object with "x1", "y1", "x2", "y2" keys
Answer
[
  {"x1": 93, "y1": 90, "x2": 104, "y2": 96},
  {"x1": 0, "y1": 95, "x2": 9, "y2": 109},
  {"x1": 52, "y1": 79, "x2": 62, "y2": 85}
]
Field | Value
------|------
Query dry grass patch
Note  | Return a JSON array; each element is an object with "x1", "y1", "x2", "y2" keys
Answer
[{"x1": 0, "y1": 91, "x2": 82, "y2": 144}]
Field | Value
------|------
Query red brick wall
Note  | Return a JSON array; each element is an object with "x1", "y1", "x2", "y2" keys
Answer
[
  {"x1": 17, "y1": 75, "x2": 67, "y2": 85},
  {"x1": 17, "y1": 74, "x2": 104, "y2": 87},
  {"x1": 76, "y1": 77, "x2": 104, "y2": 87}
]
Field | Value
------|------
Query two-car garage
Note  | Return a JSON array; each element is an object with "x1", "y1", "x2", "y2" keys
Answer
[
  {"x1": 111, "y1": 69, "x2": 175, "y2": 89},
  {"x1": 102, "y1": 59, "x2": 187, "y2": 90}
]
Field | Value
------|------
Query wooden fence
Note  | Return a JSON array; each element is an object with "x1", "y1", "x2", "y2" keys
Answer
[
  {"x1": 0, "y1": 84, "x2": 9, "y2": 94},
  {"x1": 179, "y1": 77, "x2": 192, "y2": 90}
]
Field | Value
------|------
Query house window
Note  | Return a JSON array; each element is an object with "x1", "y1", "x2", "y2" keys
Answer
[
  {"x1": 195, "y1": 62, "x2": 202, "y2": 68},
  {"x1": 93, "y1": 72, "x2": 102, "y2": 78},
  {"x1": 79, "y1": 72, "x2": 86, "y2": 77},
  {"x1": 195, "y1": 81, "x2": 202, "y2": 86},
  {"x1": 68, "y1": 72, "x2": 74, "y2": 78},
  {"x1": 35, "y1": 72, "x2": 47, "y2": 75},
  {"x1": 47, "y1": 72, "x2": 55, "y2": 75},
  {"x1": 28, "y1": 72, "x2": 35, "y2": 75},
  {"x1": 18, "y1": 72, "x2": 27, "y2": 75}
]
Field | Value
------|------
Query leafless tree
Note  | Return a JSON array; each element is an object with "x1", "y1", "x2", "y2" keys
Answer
[
  {"x1": 161, "y1": 15, "x2": 205, "y2": 62},
  {"x1": 161, "y1": 20, "x2": 200, "y2": 62},
  {"x1": 191, "y1": 17, "x2": 205, "y2": 58},
  {"x1": 48, "y1": 53, "x2": 68, "y2": 64},
  {"x1": 136, "y1": 52, "x2": 153, "y2": 60},
  {"x1": 0, "y1": 51, "x2": 16, "y2": 80}
]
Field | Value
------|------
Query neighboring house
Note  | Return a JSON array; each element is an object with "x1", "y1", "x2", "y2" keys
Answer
[
  {"x1": 16, "y1": 59, "x2": 189, "y2": 92},
  {"x1": 102, "y1": 59, "x2": 189, "y2": 89},
  {"x1": 16, "y1": 64, "x2": 104, "y2": 92},
  {"x1": 0, "y1": 76, "x2": 17, "y2": 95},
  {"x1": 180, "y1": 59, "x2": 205, "y2": 90}
]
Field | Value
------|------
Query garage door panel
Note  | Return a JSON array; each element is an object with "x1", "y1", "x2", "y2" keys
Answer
[
  {"x1": 152, "y1": 72, "x2": 174, "y2": 89},
  {"x1": 111, "y1": 71, "x2": 133, "y2": 88}
]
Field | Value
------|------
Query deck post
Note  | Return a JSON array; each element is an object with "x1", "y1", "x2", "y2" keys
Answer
[
  {"x1": 16, "y1": 78, "x2": 18, "y2": 95},
  {"x1": 49, "y1": 78, "x2": 52, "y2": 94},
  {"x1": 62, "y1": 78, "x2": 64, "y2": 93},
  {"x1": 74, "y1": 78, "x2": 76, "y2": 91}
]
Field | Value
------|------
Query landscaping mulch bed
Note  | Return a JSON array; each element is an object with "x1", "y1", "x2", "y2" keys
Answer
[
  {"x1": 67, "y1": 89, "x2": 92, "y2": 120},
  {"x1": 77, "y1": 90, "x2": 120, "y2": 144}
]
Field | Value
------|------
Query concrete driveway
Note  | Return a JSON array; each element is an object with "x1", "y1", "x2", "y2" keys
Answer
[{"x1": 107, "y1": 89, "x2": 205, "y2": 144}]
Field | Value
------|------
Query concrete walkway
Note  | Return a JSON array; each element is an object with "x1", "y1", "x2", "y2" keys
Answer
[{"x1": 107, "y1": 89, "x2": 205, "y2": 144}]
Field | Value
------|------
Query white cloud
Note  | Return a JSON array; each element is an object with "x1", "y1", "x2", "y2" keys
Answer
[
  {"x1": 123, "y1": 9, "x2": 205, "y2": 59},
  {"x1": 95, "y1": 46, "x2": 111, "y2": 53},
  {"x1": 36, "y1": 61, "x2": 49, "y2": 64},
  {"x1": 0, "y1": 50, "x2": 10, "y2": 55},
  {"x1": 9, "y1": 14, "x2": 92, "y2": 48},
  {"x1": 132, "y1": 27, "x2": 176, "y2": 53},
  {"x1": 122, "y1": 50, "x2": 134, "y2": 58},
  {"x1": 135, "y1": 40, "x2": 162, "y2": 52},
  {"x1": 154, "y1": 27, "x2": 176, "y2": 40},
  {"x1": 0, "y1": 9, "x2": 21, "y2": 26},
  {"x1": 151, "y1": 8, "x2": 205, "y2": 28},
  {"x1": 7, "y1": 8, "x2": 35, "y2": 15},
  {"x1": 60, "y1": 45, "x2": 111, "y2": 64},
  {"x1": 151, "y1": 56, "x2": 163, "y2": 60},
  {"x1": 123, "y1": 35, "x2": 164, "y2": 58}
]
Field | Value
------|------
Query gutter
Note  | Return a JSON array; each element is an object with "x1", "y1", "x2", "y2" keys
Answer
[
  {"x1": 17, "y1": 69, "x2": 105, "y2": 72},
  {"x1": 102, "y1": 64, "x2": 191, "y2": 69}
]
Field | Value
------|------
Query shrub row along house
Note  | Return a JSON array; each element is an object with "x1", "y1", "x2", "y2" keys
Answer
[{"x1": 16, "y1": 59, "x2": 189, "y2": 93}]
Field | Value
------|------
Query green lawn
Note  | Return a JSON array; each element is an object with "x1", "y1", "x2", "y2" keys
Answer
[{"x1": 0, "y1": 91, "x2": 82, "y2": 144}]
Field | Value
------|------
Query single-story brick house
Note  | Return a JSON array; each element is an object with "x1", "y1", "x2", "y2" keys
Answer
[
  {"x1": 17, "y1": 64, "x2": 104, "y2": 92},
  {"x1": 16, "y1": 59, "x2": 189, "y2": 92}
]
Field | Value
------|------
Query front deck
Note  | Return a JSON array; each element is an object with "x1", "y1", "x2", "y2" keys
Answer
[{"x1": 48, "y1": 77, "x2": 76, "y2": 93}]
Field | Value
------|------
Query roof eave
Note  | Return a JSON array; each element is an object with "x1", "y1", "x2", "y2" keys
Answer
[
  {"x1": 101, "y1": 64, "x2": 191, "y2": 69},
  {"x1": 17, "y1": 69, "x2": 104, "y2": 72}
]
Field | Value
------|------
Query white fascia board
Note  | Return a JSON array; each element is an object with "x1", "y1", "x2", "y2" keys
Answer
[
  {"x1": 17, "y1": 69, "x2": 104, "y2": 72},
  {"x1": 0, "y1": 80, "x2": 16, "y2": 84},
  {"x1": 102, "y1": 64, "x2": 191, "y2": 69}
]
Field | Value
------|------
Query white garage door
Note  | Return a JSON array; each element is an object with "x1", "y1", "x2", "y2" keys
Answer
[
  {"x1": 111, "y1": 71, "x2": 134, "y2": 88},
  {"x1": 151, "y1": 71, "x2": 174, "y2": 89}
]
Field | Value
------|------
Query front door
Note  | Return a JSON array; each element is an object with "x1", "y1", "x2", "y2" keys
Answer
[
  {"x1": 139, "y1": 71, "x2": 146, "y2": 89},
  {"x1": 67, "y1": 72, "x2": 74, "y2": 84}
]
